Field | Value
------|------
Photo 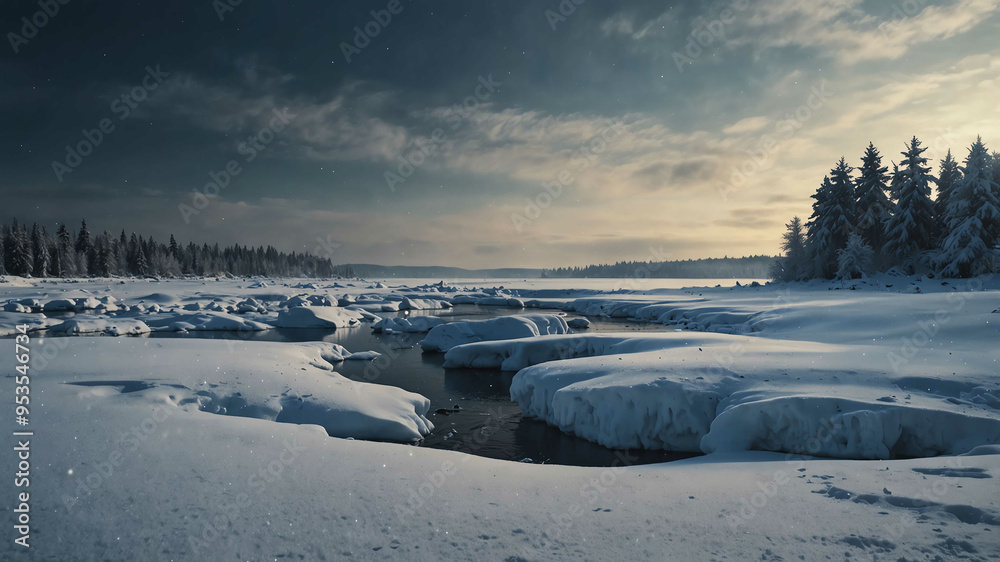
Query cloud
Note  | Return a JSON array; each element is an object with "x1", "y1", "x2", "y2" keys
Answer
[
  {"x1": 723, "y1": 116, "x2": 770, "y2": 135},
  {"x1": 600, "y1": 11, "x2": 678, "y2": 40},
  {"x1": 150, "y1": 75, "x2": 412, "y2": 162},
  {"x1": 605, "y1": 0, "x2": 998, "y2": 66},
  {"x1": 736, "y1": 0, "x2": 999, "y2": 65}
]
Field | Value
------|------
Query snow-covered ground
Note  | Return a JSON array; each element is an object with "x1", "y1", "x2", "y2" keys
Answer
[{"x1": 0, "y1": 273, "x2": 997, "y2": 560}]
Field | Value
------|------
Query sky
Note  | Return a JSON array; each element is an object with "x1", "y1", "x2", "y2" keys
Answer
[{"x1": 2, "y1": 0, "x2": 999, "y2": 268}]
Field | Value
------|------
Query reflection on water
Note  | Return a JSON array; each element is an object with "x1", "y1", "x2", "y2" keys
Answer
[{"x1": 50, "y1": 305, "x2": 700, "y2": 467}]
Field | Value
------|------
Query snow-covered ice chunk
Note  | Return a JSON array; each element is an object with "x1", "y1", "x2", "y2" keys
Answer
[
  {"x1": 419, "y1": 314, "x2": 569, "y2": 352},
  {"x1": 399, "y1": 297, "x2": 450, "y2": 310},
  {"x1": 50, "y1": 338, "x2": 433, "y2": 441},
  {"x1": 507, "y1": 332, "x2": 1000, "y2": 459},
  {"x1": 372, "y1": 316, "x2": 446, "y2": 333},
  {"x1": 50, "y1": 317, "x2": 151, "y2": 336},
  {"x1": 0, "y1": 311, "x2": 60, "y2": 336},
  {"x1": 145, "y1": 311, "x2": 271, "y2": 332},
  {"x1": 275, "y1": 306, "x2": 363, "y2": 329},
  {"x1": 476, "y1": 296, "x2": 525, "y2": 307}
]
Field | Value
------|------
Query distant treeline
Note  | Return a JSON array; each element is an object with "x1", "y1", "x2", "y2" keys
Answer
[
  {"x1": 0, "y1": 219, "x2": 350, "y2": 278},
  {"x1": 541, "y1": 256, "x2": 775, "y2": 279},
  {"x1": 341, "y1": 264, "x2": 544, "y2": 278}
]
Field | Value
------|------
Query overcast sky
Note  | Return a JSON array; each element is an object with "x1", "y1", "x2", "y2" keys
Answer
[{"x1": 2, "y1": 0, "x2": 998, "y2": 268}]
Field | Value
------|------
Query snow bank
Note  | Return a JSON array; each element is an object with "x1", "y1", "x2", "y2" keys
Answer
[
  {"x1": 419, "y1": 314, "x2": 569, "y2": 352},
  {"x1": 42, "y1": 296, "x2": 105, "y2": 311},
  {"x1": 0, "y1": 311, "x2": 60, "y2": 336},
  {"x1": 443, "y1": 333, "x2": 698, "y2": 371},
  {"x1": 279, "y1": 294, "x2": 332, "y2": 307},
  {"x1": 145, "y1": 311, "x2": 271, "y2": 332},
  {"x1": 274, "y1": 306, "x2": 363, "y2": 329},
  {"x1": 702, "y1": 394, "x2": 1000, "y2": 459},
  {"x1": 508, "y1": 333, "x2": 1000, "y2": 459},
  {"x1": 45, "y1": 338, "x2": 432, "y2": 441},
  {"x1": 50, "y1": 317, "x2": 151, "y2": 336}
]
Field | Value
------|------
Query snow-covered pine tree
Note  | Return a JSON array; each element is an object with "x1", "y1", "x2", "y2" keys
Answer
[
  {"x1": 805, "y1": 159, "x2": 855, "y2": 278},
  {"x1": 883, "y1": 136, "x2": 937, "y2": 269},
  {"x1": 935, "y1": 150, "x2": 961, "y2": 235},
  {"x1": 31, "y1": 223, "x2": 50, "y2": 277},
  {"x1": 770, "y1": 216, "x2": 808, "y2": 282},
  {"x1": 49, "y1": 244, "x2": 62, "y2": 277},
  {"x1": 55, "y1": 223, "x2": 74, "y2": 276},
  {"x1": 806, "y1": 176, "x2": 836, "y2": 278},
  {"x1": 11, "y1": 222, "x2": 33, "y2": 276},
  {"x1": 829, "y1": 157, "x2": 857, "y2": 238},
  {"x1": 136, "y1": 244, "x2": 148, "y2": 276},
  {"x1": 127, "y1": 233, "x2": 140, "y2": 274},
  {"x1": 117, "y1": 230, "x2": 129, "y2": 273},
  {"x1": 935, "y1": 137, "x2": 1000, "y2": 277},
  {"x1": 169, "y1": 235, "x2": 179, "y2": 259},
  {"x1": 96, "y1": 231, "x2": 118, "y2": 277},
  {"x1": 76, "y1": 219, "x2": 93, "y2": 275},
  {"x1": 854, "y1": 143, "x2": 891, "y2": 252},
  {"x1": 836, "y1": 233, "x2": 874, "y2": 279}
]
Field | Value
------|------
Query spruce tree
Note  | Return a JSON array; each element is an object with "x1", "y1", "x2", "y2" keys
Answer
[
  {"x1": 828, "y1": 157, "x2": 857, "y2": 241},
  {"x1": 76, "y1": 219, "x2": 93, "y2": 275},
  {"x1": 136, "y1": 245, "x2": 148, "y2": 276},
  {"x1": 31, "y1": 224, "x2": 50, "y2": 277},
  {"x1": 854, "y1": 143, "x2": 890, "y2": 251},
  {"x1": 884, "y1": 136, "x2": 937, "y2": 267},
  {"x1": 935, "y1": 150, "x2": 961, "y2": 235},
  {"x1": 836, "y1": 233, "x2": 874, "y2": 280},
  {"x1": 11, "y1": 223, "x2": 32, "y2": 276},
  {"x1": 75, "y1": 219, "x2": 91, "y2": 255},
  {"x1": 55, "y1": 223, "x2": 74, "y2": 276},
  {"x1": 935, "y1": 137, "x2": 1000, "y2": 277},
  {"x1": 771, "y1": 216, "x2": 808, "y2": 282},
  {"x1": 806, "y1": 176, "x2": 836, "y2": 277}
]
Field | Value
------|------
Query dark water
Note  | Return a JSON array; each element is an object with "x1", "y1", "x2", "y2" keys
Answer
[{"x1": 49, "y1": 305, "x2": 700, "y2": 467}]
